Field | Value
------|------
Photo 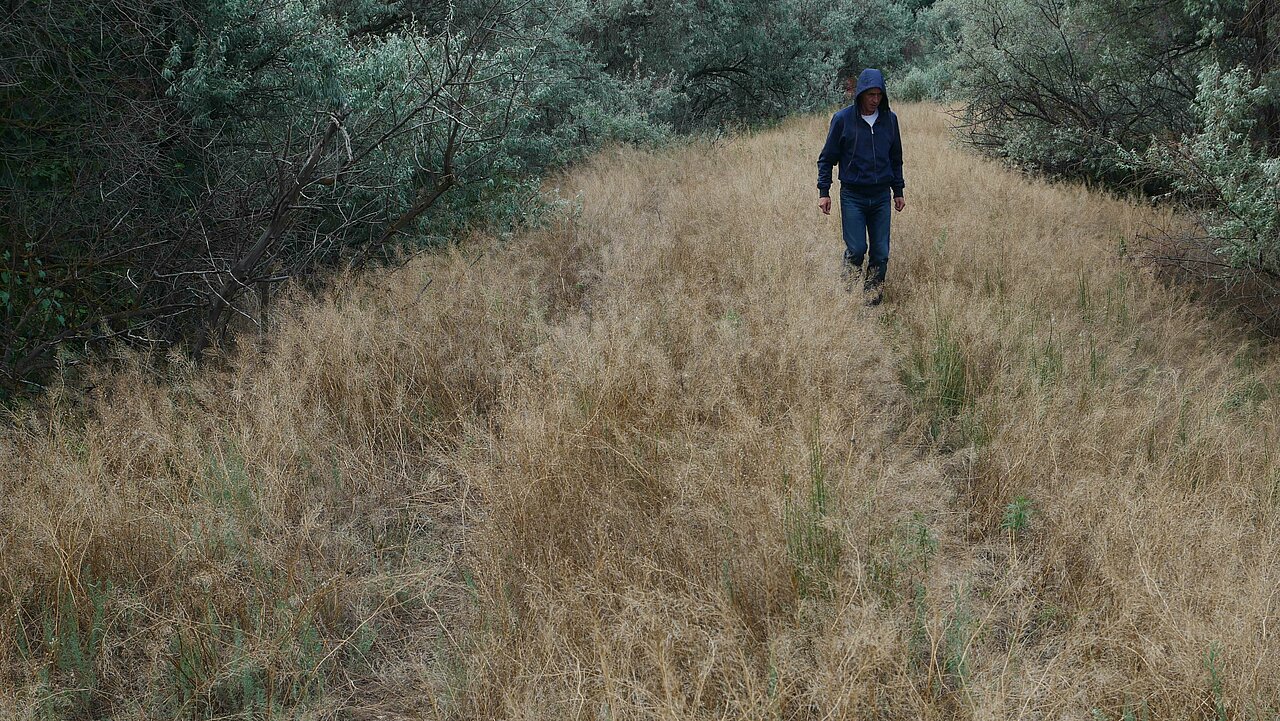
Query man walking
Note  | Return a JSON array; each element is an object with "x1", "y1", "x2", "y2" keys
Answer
[{"x1": 817, "y1": 68, "x2": 906, "y2": 305}]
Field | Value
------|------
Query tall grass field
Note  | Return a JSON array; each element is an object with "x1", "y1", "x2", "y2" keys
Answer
[{"x1": 3, "y1": 104, "x2": 1278, "y2": 719}]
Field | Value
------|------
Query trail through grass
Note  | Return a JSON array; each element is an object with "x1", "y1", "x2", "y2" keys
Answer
[{"x1": 3, "y1": 105, "x2": 1279, "y2": 719}]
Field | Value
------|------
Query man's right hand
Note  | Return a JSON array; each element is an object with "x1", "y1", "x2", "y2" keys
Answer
[{"x1": 818, "y1": 197, "x2": 831, "y2": 215}]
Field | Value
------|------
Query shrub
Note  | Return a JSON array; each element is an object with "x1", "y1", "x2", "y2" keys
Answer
[{"x1": 1135, "y1": 64, "x2": 1280, "y2": 278}]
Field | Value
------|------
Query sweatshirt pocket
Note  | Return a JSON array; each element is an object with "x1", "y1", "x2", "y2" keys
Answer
[
  {"x1": 871, "y1": 125, "x2": 893, "y2": 180},
  {"x1": 844, "y1": 125, "x2": 871, "y2": 181}
]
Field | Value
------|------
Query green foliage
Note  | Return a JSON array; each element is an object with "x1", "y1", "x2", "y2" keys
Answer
[
  {"x1": 867, "y1": 514, "x2": 940, "y2": 606},
  {"x1": 1204, "y1": 642, "x2": 1229, "y2": 721},
  {"x1": 1134, "y1": 64, "x2": 1280, "y2": 276},
  {"x1": 932, "y1": 322, "x2": 969, "y2": 413},
  {"x1": 1087, "y1": 334, "x2": 1108, "y2": 387},
  {"x1": 1000, "y1": 495, "x2": 1034, "y2": 537},
  {"x1": 895, "y1": 0, "x2": 962, "y2": 102},
  {"x1": 161, "y1": 0, "x2": 603, "y2": 245},
  {"x1": 1091, "y1": 704, "x2": 1151, "y2": 721},
  {"x1": 11, "y1": 574, "x2": 113, "y2": 718},
  {"x1": 903, "y1": 312, "x2": 971, "y2": 442},
  {"x1": 895, "y1": 61, "x2": 954, "y2": 103},
  {"x1": 166, "y1": 600, "x2": 327, "y2": 718},
  {"x1": 1032, "y1": 327, "x2": 1064, "y2": 386},
  {"x1": 784, "y1": 429, "x2": 842, "y2": 599},
  {"x1": 1, "y1": 249, "x2": 80, "y2": 356},
  {"x1": 920, "y1": 0, "x2": 1257, "y2": 184},
  {"x1": 14, "y1": 540, "x2": 344, "y2": 719},
  {"x1": 942, "y1": 588, "x2": 975, "y2": 686},
  {"x1": 578, "y1": 0, "x2": 911, "y2": 129}
]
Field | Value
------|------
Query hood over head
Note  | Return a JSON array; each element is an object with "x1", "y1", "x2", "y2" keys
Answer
[{"x1": 854, "y1": 68, "x2": 890, "y2": 111}]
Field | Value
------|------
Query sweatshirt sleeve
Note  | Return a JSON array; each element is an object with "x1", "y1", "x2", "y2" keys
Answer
[
  {"x1": 890, "y1": 114, "x2": 905, "y2": 197},
  {"x1": 816, "y1": 112, "x2": 842, "y2": 198}
]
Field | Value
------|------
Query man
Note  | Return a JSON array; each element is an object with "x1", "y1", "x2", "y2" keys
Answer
[{"x1": 816, "y1": 68, "x2": 906, "y2": 305}]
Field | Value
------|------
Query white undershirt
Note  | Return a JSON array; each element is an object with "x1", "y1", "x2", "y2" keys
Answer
[{"x1": 861, "y1": 111, "x2": 879, "y2": 127}]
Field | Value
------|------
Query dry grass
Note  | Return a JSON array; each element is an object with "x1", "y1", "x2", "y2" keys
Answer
[{"x1": 2, "y1": 104, "x2": 1278, "y2": 720}]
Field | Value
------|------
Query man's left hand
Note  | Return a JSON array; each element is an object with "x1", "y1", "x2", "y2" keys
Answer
[{"x1": 894, "y1": 196, "x2": 906, "y2": 212}]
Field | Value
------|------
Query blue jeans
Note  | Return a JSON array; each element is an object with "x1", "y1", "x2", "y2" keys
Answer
[{"x1": 839, "y1": 186, "x2": 892, "y2": 287}]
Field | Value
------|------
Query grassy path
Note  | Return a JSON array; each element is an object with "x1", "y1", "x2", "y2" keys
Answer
[
  {"x1": 3, "y1": 105, "x2": 1279, "y2": 720},
  {"x1": 444, "y1": 104, "x2": 1280, "y2": 719}
]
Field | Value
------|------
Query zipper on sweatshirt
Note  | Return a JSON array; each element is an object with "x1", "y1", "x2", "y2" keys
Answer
[
  {"x1": 873, "y1": 114, "x2": 883, "y2": 173},
  {"x1": 869, "y1": 122, "x2": 875, "y2": 175},
  {"x1": 872, "y1": 121, "x2": 879, "y2": 172}
]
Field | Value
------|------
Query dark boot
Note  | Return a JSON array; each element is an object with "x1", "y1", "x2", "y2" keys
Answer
[
  {"x1": 841, "y1": 260, "x2": 863, "y2": 291},
  {"x1": 863, "y1": 278, "x2": 884, "y2": 306}
]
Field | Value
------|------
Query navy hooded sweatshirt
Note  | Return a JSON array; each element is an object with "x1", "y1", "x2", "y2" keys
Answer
[{"x1": 816, "y1": 68, "x2": 905, "y2": 198}]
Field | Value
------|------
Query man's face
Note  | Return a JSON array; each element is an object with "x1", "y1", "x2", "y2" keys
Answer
[{"x1": 859, "y1": 88, "x2": 882, "y2": 114}]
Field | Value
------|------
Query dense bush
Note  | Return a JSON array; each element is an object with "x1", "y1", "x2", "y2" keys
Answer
[
  {"x1": 944, "y1": 0, "x2": 1210, "y2": 182},
  {"x1": 4, "y1": 0, "x2": 608, "y2": 387},
  {"x1": 579, "y1": 0, "x2": 910, "y2": 128},
  {"x1": 894, "y1": 0, "x2": 958, "y2": 102},
  {"x1": 1137, "y1": 65, "x2": 1280, "y2": 274}
]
